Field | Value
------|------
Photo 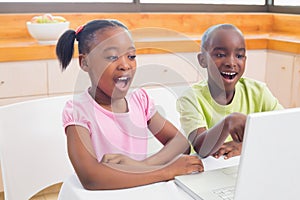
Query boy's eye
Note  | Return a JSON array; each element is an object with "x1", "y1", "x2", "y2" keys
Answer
[
  {"x1": 106, "y1": 56, "x2": 118, "y2": 61},
  {"x1": 128, "y1": 55, "x2": 136, "y2": 60},
  {"x1": 237, "y1": 54, "x2": 245, "y2": 59},
  {"x1": 216, "y1": 53, "x2": 226, "y2": 58}
]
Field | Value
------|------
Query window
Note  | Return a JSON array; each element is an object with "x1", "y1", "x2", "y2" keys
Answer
[
  {"x1": 140, "y1": 0, "x2": 265, "y2": 5},
  {"x1": 0, "y1": 0, "x2": 299, "y2": 14},
  {"x1": 0, "y1": 0, "x2": 132, "y2": 2},
  {"x1": 274, "y1": 0, "x2": 300, "y2": 6}
]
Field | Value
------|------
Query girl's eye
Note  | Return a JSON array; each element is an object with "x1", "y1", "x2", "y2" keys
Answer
[
  {"x1": 106, "y1": 56, "x2": 118, "y2": 61},
  {"x1": 128, "y1": 55, "x2": 136, "y2": 60}
]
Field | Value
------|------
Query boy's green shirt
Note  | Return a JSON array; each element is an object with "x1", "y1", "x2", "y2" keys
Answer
[{"x1": 177, "y1": 77, "x2": 284, "y2": 143}]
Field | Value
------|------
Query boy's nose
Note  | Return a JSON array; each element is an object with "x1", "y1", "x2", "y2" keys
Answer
[
  {"x1": 225, "y1": 55, "x2": 237, "y2": 68},
  {"x1": 117, "y1": 55, "x2": 131, "y2": 71}
]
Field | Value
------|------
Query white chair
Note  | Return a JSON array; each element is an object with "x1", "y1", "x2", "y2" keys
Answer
[
  {"x1": 0, "y1": 95, "x2": 74, "y2": 200},
  {"x1": 144, "y1": 85, "x2": 187, "y2": 128},
  {"x1": 144, "y1": 85, "x2": 188, "y2": 153},
  {"x1": 58, "y1": 173, "x2": 194, "y2": 200}
]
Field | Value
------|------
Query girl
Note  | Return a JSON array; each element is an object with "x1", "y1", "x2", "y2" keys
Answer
[{"x1": 56, "y1": 19, "x2": 203, "y2": 190}]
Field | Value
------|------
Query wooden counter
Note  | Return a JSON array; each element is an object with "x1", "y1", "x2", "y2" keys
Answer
[{"x1": 0, "y1": 13, "x2": 299, "y2": 62}]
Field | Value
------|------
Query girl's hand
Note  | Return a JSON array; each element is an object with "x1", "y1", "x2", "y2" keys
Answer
[
  {"x1": 164, "y1": 155, "x2": 204, "y2": 179},
  {"x1": 213, "y1": 141, "x2": 242, "y2": 159},
  {"x1": 101, "y1": 154, "x2": 146, "y2": 167}
]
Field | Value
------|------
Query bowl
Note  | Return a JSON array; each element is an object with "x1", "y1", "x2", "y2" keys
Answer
[{"x1": 26, "y1": 21, "x2": 70, "y2": 45}]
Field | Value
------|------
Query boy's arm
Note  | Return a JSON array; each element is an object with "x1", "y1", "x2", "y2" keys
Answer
[
  {"x1": 189, "y1": 121, "x2": 229, "y2": 158},
  {"x1": 190, "y1": 112, "x2": 246, "y2": 158}
]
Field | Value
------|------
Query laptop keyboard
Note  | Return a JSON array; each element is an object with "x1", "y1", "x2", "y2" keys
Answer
[{"x1": 213, "y1": 186, "x2": 235, "y2": 200}]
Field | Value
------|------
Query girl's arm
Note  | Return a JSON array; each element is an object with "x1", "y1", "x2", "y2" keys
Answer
[
  {"x1": 189, "y1": 112, "x2": 247, "y2": 158},
  {"x1": 66, "y1": 125, "x2": 203, "y2": 190},
  {"x1": 143, "y1": 112, "x2": 191, "y2": 165}
]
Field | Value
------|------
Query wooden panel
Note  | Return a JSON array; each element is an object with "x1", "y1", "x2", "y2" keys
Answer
[
  {"x1": 272, "y1": 14, "x2": 300, "y2": 36},
  {"x1": 268, "y1": 39, "x2": 300, "y2": 54},
  {"x1": 0, "y1": 13, "x2": 299, "y2": 62},
  {"x1": 0, "y1": 13, "x2": 274, "y2": 40},
  {"x1": 0, "y1": 44, "x2": 56, "y2": 62}
]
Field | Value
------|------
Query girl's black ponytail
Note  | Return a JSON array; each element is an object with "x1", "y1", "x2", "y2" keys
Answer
[
  {"x1": 56, "y1": 29, "x2": 76, "y2": 71},
  {"x1": 56, "y1": 19, "x2": 128, "y2": 71}
]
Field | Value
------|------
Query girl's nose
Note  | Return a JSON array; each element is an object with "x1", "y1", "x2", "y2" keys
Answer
[{"x1": 117, "y1": 55, "x2": 131, "y2": 71}]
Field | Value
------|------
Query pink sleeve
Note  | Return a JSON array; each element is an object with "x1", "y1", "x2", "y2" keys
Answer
[
  {"x1": 138, "y1": 88, "x2": 157, "y2": 121},
  {"x1": 62, "y1": 100, "x2": 91, "y2": 134}
]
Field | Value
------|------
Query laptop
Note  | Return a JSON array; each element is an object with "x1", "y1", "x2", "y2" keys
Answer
[{"x1": 175, "y1": 107, "x2": 300, "y2": 200}]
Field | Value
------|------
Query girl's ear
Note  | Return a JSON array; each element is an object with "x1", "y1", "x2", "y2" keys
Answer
[
  {"x1": 79, "y1": 54, "x2": 89, "y2": 72},
  {"x1": 197, "y1": 53, "x2": 207, "y2": 68}
]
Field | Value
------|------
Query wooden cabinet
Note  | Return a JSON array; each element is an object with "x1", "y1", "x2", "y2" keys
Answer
[
  {"x1": 1, "y1": 51, "x2": 299, "y2": 108},
  {"x1": 244, "y1": 50, "x2": 268, "y2": 83},
  {"x1": 0, "y1": 166, "x2": 2, "y2": 193},
  {"x1": 0, "y1": 50, "x2": 291, "y2": 106},
  {"x1": 0, "y1": 61, "x2": 47, "y2": 98},
  {"x1": 265, "y1": 51, "x2": 299, "y2": 108},
  {"x1": 47, "y1": 59, "x2": 89, "y2": 95},
  {"x1": 291, "y1": 56, "x2": 300, "y2": 107},
  {"x1": 133, "y1": 52, "x2": 201, "y2": 87},
  {"x1": 0, "y1": 59, "x2": 90, "y2": 105},
  {"x1": 0, "y1": 53, "x2": 202, "y2": 106}
]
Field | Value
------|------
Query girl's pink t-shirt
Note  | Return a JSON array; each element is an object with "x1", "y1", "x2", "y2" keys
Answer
[{"x1": 62, "y1": 88, "x2": 157, "y2": 162}]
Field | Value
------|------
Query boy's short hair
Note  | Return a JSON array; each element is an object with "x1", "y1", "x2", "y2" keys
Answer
[{"x1": 201, "y1": 24, "x2": 244, "y2": 52}]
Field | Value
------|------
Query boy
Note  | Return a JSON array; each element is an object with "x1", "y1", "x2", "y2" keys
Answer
[{"x1": 177, "y1": 24, "x2": 283, "y2": 159}]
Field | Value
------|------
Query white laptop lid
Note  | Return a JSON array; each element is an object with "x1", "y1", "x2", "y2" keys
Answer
[
  {"x1": 175, "y1": 107, "x2": 300, "y2": 200},
  {"x1": 234, "y1": 107, "x2": 300, "y2": 200}
]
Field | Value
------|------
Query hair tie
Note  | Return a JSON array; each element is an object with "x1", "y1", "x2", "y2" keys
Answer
[{"x1": 75, "y1": 25, "x2": 84, "y2": 35}]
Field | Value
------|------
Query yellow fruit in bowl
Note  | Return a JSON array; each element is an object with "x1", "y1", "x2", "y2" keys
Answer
[
  {"x1": 27, "y1": 13, "x2": 69, "y2": 44},
  {"x1": 53, "y1": 16, "x2": 67, "y2": 23},
  {"x1": 30, "y1": 13, "x2": 66, "y2": 23}
]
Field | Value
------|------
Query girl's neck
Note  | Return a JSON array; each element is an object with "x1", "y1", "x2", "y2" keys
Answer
[{"x1": 88, "y1": 87, "x2": 128, "y2": 113}]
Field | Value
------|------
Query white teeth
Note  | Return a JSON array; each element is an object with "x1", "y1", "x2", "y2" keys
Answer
[
  {"x1": 118, "y1": 77, "x2": 129, "y2": 81},
  {"x1": 221, "y1": 72, "x2": 236, "y2": 75}
]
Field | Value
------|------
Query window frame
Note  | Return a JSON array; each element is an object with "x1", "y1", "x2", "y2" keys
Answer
[{"x1": 0, "y1": 0, "x2": 298, "y2": 14}]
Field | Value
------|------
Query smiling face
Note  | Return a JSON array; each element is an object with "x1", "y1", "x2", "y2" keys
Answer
[
  {"x1": 81, "y1": 27, "x2": 136, "y2": 103},
  {"x1": 199, "y1": 26, "x2": 247, "y2": 100}
]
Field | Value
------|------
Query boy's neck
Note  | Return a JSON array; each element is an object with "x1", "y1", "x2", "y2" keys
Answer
[{"x1": 208, "y1": 82, "x2": 235, "y2": 105}]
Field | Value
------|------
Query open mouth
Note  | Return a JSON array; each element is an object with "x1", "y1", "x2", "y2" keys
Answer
[
  {"x1": 220, "y1": 71, "x2": 237, "y2": 80},
  {"x1": 114, "y1": 76, "x2": 131, "y2": 89}
]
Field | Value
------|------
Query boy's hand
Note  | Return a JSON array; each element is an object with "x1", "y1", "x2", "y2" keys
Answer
[
  {"x1": 213, "y1": 141, "x2": 242, "y2": 159},
  {"x1": 226, "y1": 112, "x2": 247, "y2": 142}
]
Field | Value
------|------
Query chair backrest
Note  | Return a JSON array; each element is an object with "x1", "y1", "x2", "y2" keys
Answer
[
  {"x1": 145, "y1": 85, "x2": 186, "y2": 128},
  {"x1": 0, "y1": 95, "x2": 74, "y2": 200},
  {"x1": 143, "y1": 85, "x2": 187, "y2": 154}
]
